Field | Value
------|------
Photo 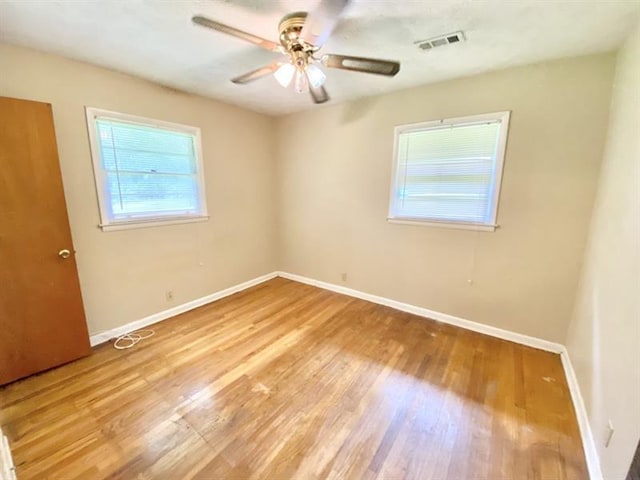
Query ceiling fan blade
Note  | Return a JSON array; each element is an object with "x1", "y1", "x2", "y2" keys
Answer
[
  {"x1": 300, "y1": 0, "x2": 351, "y2": 47},
  {"x1": 192, "y1": 15, "x2": 281, "y2": 52},
  {"x1": 309, "y1": 85, "x2": 330, "y2": 104},
  {"x1": 322, "y1": 54, "x2": 400, "y2": 76},
  {"x1": 231, "y1": 63, "x2": 281, "y2": 84}
]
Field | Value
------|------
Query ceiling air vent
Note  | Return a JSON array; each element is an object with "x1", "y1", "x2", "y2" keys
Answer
[{"x1": 415, "y1": 31, "x2": 466, "y2": 50}]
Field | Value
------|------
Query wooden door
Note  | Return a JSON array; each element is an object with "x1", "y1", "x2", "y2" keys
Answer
[{"x1": 0, "y1": 96, "x2": 91, "y2": 385}]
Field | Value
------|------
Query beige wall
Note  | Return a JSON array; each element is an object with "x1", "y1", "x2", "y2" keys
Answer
[
  {"x1": 566, "y1": 25, "x2": 640, "y2": 480},
  {"x1": 0, "y1": 44, "x2": 623, "y2": 350},
  {"x1": 276, "y1": 54, "x2": 615, "y2": 343},
  {"x1": 0, "y1": 44, "x2": 278, "y2": 336}
]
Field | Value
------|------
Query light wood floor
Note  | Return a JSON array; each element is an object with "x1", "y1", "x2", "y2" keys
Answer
[{"x1": 0, "y1": 278, "x2": 587, "y2": 479}]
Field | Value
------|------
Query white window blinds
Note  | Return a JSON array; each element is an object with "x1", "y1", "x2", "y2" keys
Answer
[
  {"x1": 87, "y1": 108, "x2": 208, "y2": 230},
  {"x1": 389, "y1": 112, "x2": 509, "y2": 229}
]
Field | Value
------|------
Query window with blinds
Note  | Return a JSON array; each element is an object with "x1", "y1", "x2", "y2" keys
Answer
[
  {"x1": 388, "y1": 111, "x2": 510, "y2": 231},
  {"x1": 86, "y1": 108, "x2": 208, "y2": 231}
]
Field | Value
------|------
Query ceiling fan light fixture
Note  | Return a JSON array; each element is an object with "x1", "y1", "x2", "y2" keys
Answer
[
  {"x1": 306, "y1": 63, "x2": 326, "y2": 89},
  {"x1": 274, "y1": 62, "x2": 296, "y2": 87},
  {"x1": 294, "y1": 69, "x2": 308, "y2": 93}
]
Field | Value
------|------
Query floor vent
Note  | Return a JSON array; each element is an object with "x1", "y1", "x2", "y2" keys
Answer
[{"x1": 415, "y1": 31, "x2": 466, "y2": 50}]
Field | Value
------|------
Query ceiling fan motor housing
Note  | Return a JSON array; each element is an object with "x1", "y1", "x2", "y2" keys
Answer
[{"x1": 278, "y1": 11, "x2": 316, "y2": 59}]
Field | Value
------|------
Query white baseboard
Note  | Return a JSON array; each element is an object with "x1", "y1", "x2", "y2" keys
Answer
[
  {"x1": 560, "y1": 348, "x2": 603, "y2": 480},
  {"x1": 277, "y1": 271, "x2": 604, "y2": 478},
  {"x1": 87, "y1": 269, "x2": 599, "y2": 480},
  {"x1": 276, "y1": 271, "x2": 564, "y2": 354},
  {"x1": 0, "y1": 429, "x2": 16, "y2": 480},
  {"x1": 89, "y1": 271, "x2": 278, "y2": 346},
  {"x1": 277, "y1": 270, "x2": 601, "y2": 479}
]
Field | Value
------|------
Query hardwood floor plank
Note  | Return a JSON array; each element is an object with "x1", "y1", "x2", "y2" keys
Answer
[{"x1": 0, "y1": 278, "x2": 588, "y2": 479}]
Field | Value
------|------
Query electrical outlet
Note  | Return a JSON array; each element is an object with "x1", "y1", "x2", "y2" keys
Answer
[
  {"x1": 165, "y1": 290, "x2": 174, "y2": 302},
  {"x1": 605, "y1": 421, "x2": 614, "y2": 447},
  {"x1": 341, "y1": 273, "x2": 348, "y2": 282}
]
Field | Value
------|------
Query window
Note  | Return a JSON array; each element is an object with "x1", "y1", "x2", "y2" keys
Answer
[
  {"x1": 86, "y1": 108, "x2": 208, "y2": 231},
  {"x1": 388, "y1": 111, "x2": 510, "y2": 231}
]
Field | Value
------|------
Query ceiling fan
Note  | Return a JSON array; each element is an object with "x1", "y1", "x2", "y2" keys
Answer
[{"x1": 192, "y1": 0, "x2": 400, "y2": 104}]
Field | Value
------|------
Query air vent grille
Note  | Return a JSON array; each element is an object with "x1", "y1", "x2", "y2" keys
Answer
[{"x1": 415, "y1": 31, "x2": 466, "y2": 50}]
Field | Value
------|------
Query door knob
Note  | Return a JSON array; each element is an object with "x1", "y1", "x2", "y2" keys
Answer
[{"x1": 58, "y1": 249, "x2": 71, "y2": 259}]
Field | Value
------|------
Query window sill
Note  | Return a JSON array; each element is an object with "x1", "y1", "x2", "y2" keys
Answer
[
  {"x1": 99, "y1": 215, "x2": 209, "y2": 232},
  {"x1": 387, "y1": 217, "x2": 498, "y2": 232}
]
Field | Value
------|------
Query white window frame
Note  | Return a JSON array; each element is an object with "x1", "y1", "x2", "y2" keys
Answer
[
  {"x1": 387, "y1": 111, "x2": 510, "y2": 232},
  {"x1": 85, "y1": 107, "x2": 209, "y2": 232}
]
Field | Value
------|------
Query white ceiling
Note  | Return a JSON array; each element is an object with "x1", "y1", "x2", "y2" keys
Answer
[{"x1": 1, "y1": 0, "x2": 639, "y2": 115}]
